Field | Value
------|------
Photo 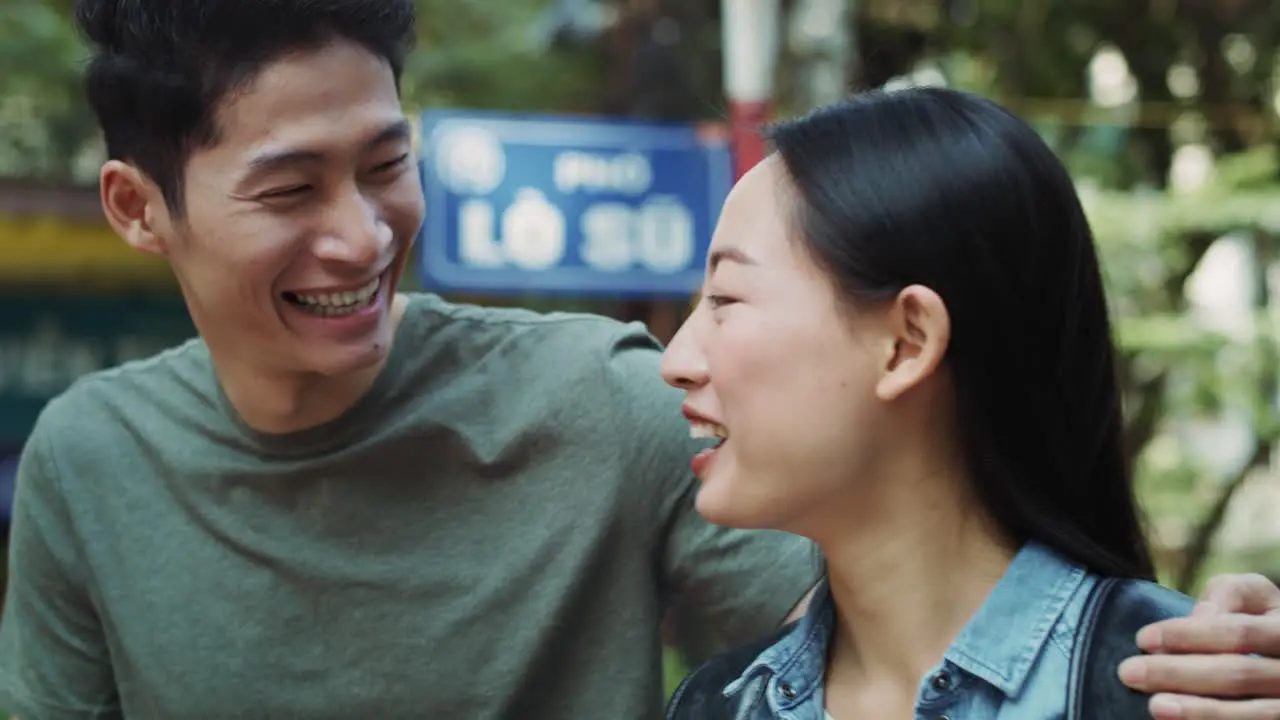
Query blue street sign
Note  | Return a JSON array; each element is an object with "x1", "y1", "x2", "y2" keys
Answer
[{"x1": 416, "y1": 109, "x2": 733, "y2": 296}]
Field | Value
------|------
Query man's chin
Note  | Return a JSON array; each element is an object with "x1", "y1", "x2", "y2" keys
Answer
[
  {"x1": 307, "y1": 340, "x2": 394, "y2": 378},
  {"x1": 284, "y1": 291, "x2": 409, "y2": 382},
  {"x1": 283, "y1": 320, "x2": 389, "y2": 374}
]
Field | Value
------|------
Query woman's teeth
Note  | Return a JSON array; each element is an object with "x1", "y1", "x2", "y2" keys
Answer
[
  {"x1": 284, "y1": 277, "x2": 381, "y2": 317},
  {"x1": 689, "y1": 422, "x2": 728, "y2": 440}
]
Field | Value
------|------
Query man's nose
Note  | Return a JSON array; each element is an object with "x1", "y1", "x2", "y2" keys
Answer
[{"x1": 317, "y1": 188, "x2": 386, "y2": 265}]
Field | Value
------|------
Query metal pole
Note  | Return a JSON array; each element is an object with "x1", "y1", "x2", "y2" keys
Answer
[{"x1": 722, "y1": 0, "x2": 781, "y2": 180}]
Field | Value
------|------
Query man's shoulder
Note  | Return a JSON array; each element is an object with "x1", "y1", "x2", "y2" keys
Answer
[
  {"x1": 401, "y1": 293, "x2": 664, "y2": 377},
  {"x1": 405, "y1": 292, "x2": 648, "y2": 344},
  {"x1": 396, "y1": 293, "x2": 683, "y2": 448},
  {"x1": 34, "y1": 337, "x2": 212, "y2": 445}
]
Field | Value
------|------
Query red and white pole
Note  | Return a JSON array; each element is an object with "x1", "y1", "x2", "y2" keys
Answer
[
  {"x1": 688, "y1": 0, "x2": 781, "y2": 316},
  {"x1": 722, "y1": 0, "x2": 781, "y2": 180}
]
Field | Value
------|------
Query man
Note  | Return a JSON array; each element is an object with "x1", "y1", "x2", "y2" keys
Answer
[{"x1": 0, "y1": 1, "x2": 1276, "y2": 718}]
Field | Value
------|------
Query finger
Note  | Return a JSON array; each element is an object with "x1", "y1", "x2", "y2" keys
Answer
[
  {"x1": 1193, "y1": 601, "x2": 1223, "y2": 618},
  {"x1": 1199, "y1": 574, "x2": 1280, "y2": 615},
  {"x1": 1137, "y1": 615, "x2": 1280, "y2": 656},
  {"x1": 1119, "y1": 654, "x2": 1280, "y2": 698},
  {"x1": 1148, "y1": 693, "x2": 1280, "y2": 720}
]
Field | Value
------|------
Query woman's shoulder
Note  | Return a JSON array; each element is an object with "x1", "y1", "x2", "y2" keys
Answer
[
  {"x1": 1015, "y1": 574, "x2": 1195, "y2": 717},
  {"x1": 1049, "y1": 575, "x2": 1195, "y2": 660},
  {"x1": 950, "y1": 546, "x2": 1195, "y2": 716}
]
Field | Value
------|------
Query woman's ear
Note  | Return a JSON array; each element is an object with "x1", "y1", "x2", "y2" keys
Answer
[{"x1": 875, "y1": 284, "x2": 951, "y2": 401}]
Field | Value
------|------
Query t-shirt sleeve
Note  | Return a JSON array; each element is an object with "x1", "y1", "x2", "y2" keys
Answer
[
  {"x1": 0, "y1": 409, "x2": 122, "y2": 719},
  {"x1": 600, "y1": 321, "x2": 822, "y2": 647}
]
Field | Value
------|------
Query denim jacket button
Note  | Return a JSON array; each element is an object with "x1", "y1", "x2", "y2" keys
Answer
[
  {"x1": 931, "y1": 671, "x2": 954, "y2": 692},
  {"x1": 778, "y1": 682, "x2": 797, "y2": 700}
]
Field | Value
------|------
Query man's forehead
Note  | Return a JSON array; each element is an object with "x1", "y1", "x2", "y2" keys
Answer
[
  {"x1": 252, "y1": 118, "x2": 411, "y2": 159},
  {"x1": 210, "y1": 41, "x2": 402, "y2": 152},
  {"x1": 191, "y1": 111, "x2": 409, "y2": 177}
]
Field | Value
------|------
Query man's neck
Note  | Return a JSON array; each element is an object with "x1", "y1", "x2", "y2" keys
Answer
[
  {"x1": 221, "y1": 364, "x2": 384, "y2": 435},
  {"x1": 215, "y1": 293, "x2": 408, "y2": 435}
]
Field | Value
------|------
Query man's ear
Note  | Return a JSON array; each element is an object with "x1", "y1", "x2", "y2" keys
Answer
[
  {"x1": 875, "y1": 284, "x2": 951, "y2": 401},
  {"x1": 99, "y1": 160, "x2": 173, "y2": 256}
]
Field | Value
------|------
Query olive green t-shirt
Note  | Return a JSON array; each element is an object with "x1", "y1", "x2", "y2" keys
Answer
[{"x1": 0, "y1": 294, "x2": 819, "y2": 719}]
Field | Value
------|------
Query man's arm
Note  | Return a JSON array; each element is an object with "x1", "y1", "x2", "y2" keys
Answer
[
  {"x1": 658, "y1": 485, "x2": 822, "y2": 645},
  {"x1": 0, "y1": 418, "x2": 121, "y2": 719},
  {"x1": 600, "y1": 322, "x2": 823, "y2": 646}
]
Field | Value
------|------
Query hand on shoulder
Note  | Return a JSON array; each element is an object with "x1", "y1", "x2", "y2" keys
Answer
[{"x1": 1120, "y1": 573, "x2": 1280, "y2": 719}]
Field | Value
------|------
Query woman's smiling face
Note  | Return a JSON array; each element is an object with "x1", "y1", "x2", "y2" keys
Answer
[{"x1": 660, "y1": 155, "x2": 898, "y2": 532}]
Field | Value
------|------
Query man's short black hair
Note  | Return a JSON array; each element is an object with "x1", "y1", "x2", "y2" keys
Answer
[{"x1": 74, "y1": 0, "x2": 417, "y2": 214}]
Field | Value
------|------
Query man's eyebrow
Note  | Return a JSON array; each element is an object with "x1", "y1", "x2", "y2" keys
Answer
[
  {"x1": 708, "y1": 246, "x2": 757, "y2": 274},
  {"x1": 243, "y1": 118, "x2": 415, "y2": 175},
  {"x1": 364, "y1": 118, "x2": 413, "y2": 151},
  {"x1": 245, "y1": 148, "x2": 323, "y2": 175}
]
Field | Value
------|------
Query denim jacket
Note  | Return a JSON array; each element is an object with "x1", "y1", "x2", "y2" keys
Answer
[{"x1": 668, "y1": 542, "x2": 1098, "y2": 719}]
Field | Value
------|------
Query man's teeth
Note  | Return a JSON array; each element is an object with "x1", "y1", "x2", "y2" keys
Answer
[
  {"x1": 689, "y1": 422, "x2": 728, "y2": 440},
  {"x1": 288, "y1": 277, "x2": 381, "y2": 316}
]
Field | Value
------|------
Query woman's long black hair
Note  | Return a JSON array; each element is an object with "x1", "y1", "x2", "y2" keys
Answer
[{"x1": 769, "y1": 87, "x2": 1154, "y2": 580}]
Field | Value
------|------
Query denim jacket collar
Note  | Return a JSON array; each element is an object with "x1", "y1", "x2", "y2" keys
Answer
[
  {"x1": 722, "y1": 573, "x2": 835, "y2": 711},
  {"x1": 944, "y1": 541, "x2": 1087, "y2": 695},
  {"x1": 721, "y1": 541, "x2": 1088, "y2": 711}
]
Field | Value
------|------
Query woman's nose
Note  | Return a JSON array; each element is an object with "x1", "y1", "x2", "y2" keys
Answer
[{"x1": 660, "y1": 315, "x2": 709, "y2": 390}]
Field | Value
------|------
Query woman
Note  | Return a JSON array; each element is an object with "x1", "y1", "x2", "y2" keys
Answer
[{"x1": 660, "y1": 86, "x2": 1186, "y2": 719}]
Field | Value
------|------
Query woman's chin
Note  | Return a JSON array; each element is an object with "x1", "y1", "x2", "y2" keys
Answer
[{"x1": 695, "y1": 478, "x2": 786, "y2": 531}]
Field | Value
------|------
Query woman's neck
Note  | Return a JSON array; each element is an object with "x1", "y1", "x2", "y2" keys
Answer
[{"x1": 813, "y1": 466, "x2": 1017, "y2": 712}]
